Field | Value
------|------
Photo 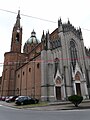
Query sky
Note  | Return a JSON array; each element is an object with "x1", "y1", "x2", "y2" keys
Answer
[{"x1": 0, "y1": 0, "x2": 90, "y2": 76}]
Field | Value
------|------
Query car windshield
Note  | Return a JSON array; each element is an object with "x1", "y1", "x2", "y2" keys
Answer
[
  {"x1": 9, "y1": 96, "x2": 13, "y2": 99},
  {"x1": 17, "y1": 96, "x2": 26, "y2": 99}
]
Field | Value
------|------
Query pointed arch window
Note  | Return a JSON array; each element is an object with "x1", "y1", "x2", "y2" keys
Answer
[
  {"x1": 70, "y1": 40, "x2": 77, "y2": 70},
  {"x1": 54, "y1": 58, "x2": 59, "y2": 77}
]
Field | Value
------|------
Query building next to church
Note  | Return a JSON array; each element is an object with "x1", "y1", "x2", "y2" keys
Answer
[{"x1": 0, "y1": 10, "x2": 90, "y2": 101}]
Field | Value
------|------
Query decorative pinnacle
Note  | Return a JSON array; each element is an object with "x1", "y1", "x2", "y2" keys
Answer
[
  {"x1": 67, "y1": 18, "x2": 70, "y2": 24},
  {"x1": 58, "y1": 17, "x2": 62, "y2": 26},
  {"x1": 17, "y1": 10, "x2": 21, "y2": 19}
]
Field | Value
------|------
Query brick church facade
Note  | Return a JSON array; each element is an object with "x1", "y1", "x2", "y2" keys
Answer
[{"x1": 1, "y1": 10, "x2": 90, "y2": 101}]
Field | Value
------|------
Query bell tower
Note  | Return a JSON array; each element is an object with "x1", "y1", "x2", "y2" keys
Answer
[
  {"x1": 1, "y1": 10, "x2": 23, "y2": 96},
  {"x1": 11, "y1": 10, "x2": 22, "y2": 53}
]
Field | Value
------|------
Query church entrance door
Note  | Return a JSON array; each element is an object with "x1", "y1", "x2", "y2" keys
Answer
[
  {"x1": 56, "y1": 86, "x2": 61, "y2": 100},
  {"x1": 76, "y1": 83, "x2": 81, "y2": 96}
]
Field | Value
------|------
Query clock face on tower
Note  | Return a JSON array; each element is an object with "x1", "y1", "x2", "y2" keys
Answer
[
  {"x1": 17, "y1": 29, "x2": 20, "y2": 33},
  {"x1": 17, "y1": 27, "x2": 20, "y2": 33}
]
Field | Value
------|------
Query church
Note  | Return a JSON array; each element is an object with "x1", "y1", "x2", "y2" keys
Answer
[{"x1": 1, "y1": 10, "x2": 90, "y2": 101}]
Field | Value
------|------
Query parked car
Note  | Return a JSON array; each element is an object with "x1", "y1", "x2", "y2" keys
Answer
[
  {"x1": 15, "y1": 96, "x2": 39, "y2": 105},
  {"x1": 5, "y1": 96, "x2": 18, "y2": 102},
  {"x1": 1, "y1": 96, "x2": 6, "y2": 101},
  {"x1": 0, "y1": 96, "x2": 2, "y2": 101}
]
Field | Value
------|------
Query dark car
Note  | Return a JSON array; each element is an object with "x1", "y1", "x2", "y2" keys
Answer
[
  {"x1": 15, "y1": 96, "x2": 39, "y2": 105},
  {"x1": 0, "y1": 96, "x2": 2, "y2": 101},
  {"x1": 1, "y1": 96, "x2": 6, "y2": 101},
  {"x1": 5, "y1": 96, "x2": 18, "y2": 102}
]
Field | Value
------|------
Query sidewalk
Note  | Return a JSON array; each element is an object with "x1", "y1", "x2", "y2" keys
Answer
[
  {"x1": 0, "y1": 100, "x2": 90, "y2": 111},
  {"x1": 28, "y1": 100, "x2": 90, "y2": 111}
]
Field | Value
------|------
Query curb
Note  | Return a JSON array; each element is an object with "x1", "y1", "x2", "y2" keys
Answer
[{"x1": 1, "y1": 100, "x2": 90, "y2": 111}]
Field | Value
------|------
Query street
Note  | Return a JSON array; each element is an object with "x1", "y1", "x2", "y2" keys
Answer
[{"x1": 0, "y1": 105, "x2": 90, "y2": 120}]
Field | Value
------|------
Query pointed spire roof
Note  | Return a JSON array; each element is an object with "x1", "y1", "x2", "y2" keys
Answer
[
  {"x1": 41, "y1": 30, "x2": 45, "y2": 39},
  {"x1": 67, "y1": 18, "x2": 70, "y2": 24},
  {"x1": 58, "y1": 17, "x2": 62, "y2": 26},
  {"x1": 48, "y1": 29, "x2": 49, "y2": 34},
  {"x1": 17, "y1": 10, "x2": 21, "y2": 19},
  {"x1": 42, "y1": 30, "x2": 45, "y2": 37},
  {"x1": 15, "y1": 10, "x2": 21, "y2": 28},
  {"x1": 31, "y1": 29, "x2": 36, "y2": 37},
  {"x1": 79, "y1": 27, "x2": 81, "y2": 33}
]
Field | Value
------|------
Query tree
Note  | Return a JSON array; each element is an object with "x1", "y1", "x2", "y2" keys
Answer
[{"x1": 68, "y1": 95, "x2": 83, "y2": 107}]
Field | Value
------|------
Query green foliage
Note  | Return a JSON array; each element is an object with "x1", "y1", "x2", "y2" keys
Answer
[{"x1": 68, "y1": 95, "x2": 83, "y2": 107}]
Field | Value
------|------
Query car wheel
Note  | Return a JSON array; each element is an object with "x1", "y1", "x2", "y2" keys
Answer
[
  {"x1": 21, "y1": 102, "x2": 24, "y2": 105},
  {"x1": 35, "y1": 99, "x2": 39, "y2": 104}
]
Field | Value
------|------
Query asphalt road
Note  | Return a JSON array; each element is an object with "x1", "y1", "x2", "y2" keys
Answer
[{"x1": 0, "y1": 105, "x2": 90, "y2": 120}]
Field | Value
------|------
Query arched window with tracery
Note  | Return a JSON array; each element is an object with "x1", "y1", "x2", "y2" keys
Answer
[
  {"x1": 70, "y1": 40, "x2": 77, "y2": 70},
  {"x1": 54, "y1": 58, "x2": 59, "y2": 77}
]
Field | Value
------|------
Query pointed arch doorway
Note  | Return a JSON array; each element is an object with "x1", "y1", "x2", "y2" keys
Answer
[
  {"x1": 55, "y1": 76, "x2": 62, "y2": 100},
  {"x1": 56, "y1": 86, "x2": 61, "y2": 100},
  {"x1": 76, "y1": 83, "x2": 81, "y2": 96},
  {"x1": 75, "y1": 71, "x2": 81, "y2": 96}
]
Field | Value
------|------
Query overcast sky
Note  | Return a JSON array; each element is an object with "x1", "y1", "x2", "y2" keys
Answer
[{"x1": 0, "y1": 0, "x2": 90, "y2": 76}]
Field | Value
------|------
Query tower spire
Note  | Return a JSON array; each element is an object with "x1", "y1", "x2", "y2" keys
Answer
[
  {"x1": 15, "y1": 10, "x2": 21, "y2": 28},
  {"x1": 11, "y1": 10, "x2": 22, "y2": 53}
]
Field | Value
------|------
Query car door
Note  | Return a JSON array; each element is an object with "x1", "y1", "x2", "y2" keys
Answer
[{"x1": 24, "y1": 97, "x2": 28, "y2": 104}]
